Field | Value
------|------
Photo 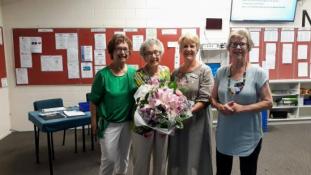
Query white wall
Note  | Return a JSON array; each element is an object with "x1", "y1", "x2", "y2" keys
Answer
[
  {"x1": 0, "y1": 0, "x2": 11, "y2": 139},
  {"x1": 1, "y1": 0, "x2": 311, "y2": 131}
]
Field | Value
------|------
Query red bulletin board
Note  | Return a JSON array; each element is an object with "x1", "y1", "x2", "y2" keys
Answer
[
  {"x1": 0, "y1": 27, "x2": 6, "y2": 87},
  {"x1": 13, "y1": 27, "x2": 199, "y2": 85},
  {"x1": 232, "y1": 27, "x2": 311, "y2": 80}
]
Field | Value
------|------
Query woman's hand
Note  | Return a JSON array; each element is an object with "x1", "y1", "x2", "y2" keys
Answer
[{"x1": 218, "y1": 101, "x2": 235, "y2": 115}]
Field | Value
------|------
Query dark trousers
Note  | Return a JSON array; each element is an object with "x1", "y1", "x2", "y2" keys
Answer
[{"x1": 216, "y1": 139, "x2": 262, "y2": 175}]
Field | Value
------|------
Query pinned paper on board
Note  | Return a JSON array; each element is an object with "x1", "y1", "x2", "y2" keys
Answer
[
  {"x1": 146, "y1": 28, "x2": 157, "y2": 39},
  {"x1": 282, "y1": 44, "x2": 292, "y2": 64},
  {"x1": 16, "y1": 68, "x2": 28, "y2": 84},
  {"x1": 81, "y1": 62, "x2": 93, "y2": 78},
  {"x1": 94, "y1": 49, "x2": 106, "y2": 65},
  {"x1": 132, "y1": 35, "x2": 144, "y2": 51},
  {"x1": 298, "y1": 62, "x2": 308, "y2": 77},
  {"x1": 94, "y1": 33, "x2": 106, "y2": 50},
  {"x1": 41, "y1": 55, "x2": 63, "y2": 72},
  {"x1": 298, "y1": 45, "x2": 308, "y2": 60},
  {"x1": 249, "y1": 48, "x2": 259, "y2": 63},
  {"x1": 81, "y1": 45, "x2": 93, "y2": 62},
  {"x1": 1, "y1": 77, "x2": 8, "y2": 87}
]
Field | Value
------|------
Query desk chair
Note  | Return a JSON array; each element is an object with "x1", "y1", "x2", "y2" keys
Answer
[{"x1": 33, "y1": 98, "x2": 77, "y2": 161}]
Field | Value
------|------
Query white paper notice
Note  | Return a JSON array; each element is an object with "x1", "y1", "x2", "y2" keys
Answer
[
  {"x1": 67, "y1": 48, "x2": 79, "y2": 79},
  {"x1": 298, "y1": 62, "x2": 308, "y2": 77},
  {"x1": 265, "y1": 43, "x2": 276, "y2": 69},
  {"x1": 94, "y1": 33, "x2": 106, "y2": 50},
  {"x1": 132, "y1": 35, "x2": 144, "y2": 51},
  {"x1": 19, "y1": 37, "x2": 31, "y2": 53},
  {"x1": 298, "y1": 45, "x2": 308, "y2": 60},
  {"x1": 297, "y1": 30, "x2": 311, "y2": 42},
  {"x1": 20, "y1": 52, "x2": 32, "y2": 68},
  {"x1": 55, "y1": 33, "x2": 67, "y2": 49},
  {"x1": 19, "y1": 37, "x2": 32, "y2": 68},
  {"x1": 67, "y1": 33, "x2": 78, "y2": 49},
  {"x1": 123, "y1": 28, "x2": 138, "y2": 32},
  {"x1": 167, "y1": 41, "x2": 178, "y2": 48},
  {"x1": 281, "y1": 30, "x2": 294, "y2": 42},
  {"x1": 282, "y1": 44, "x2": 292, "y2": 64},
  {"x1": 250, "y1": 31, "x2": 260, "y2": 47},
  {"x1": 114, "y1": 31, "x2": 126, "y2": 35},
  {"x1": 81, "y1": 46, "x2": 93, "y2": 62},
  {"x1": 30, "y1": 37, "x2": 42, "y2": 53},
  {"x1": 264, "y1": 29, "x2": 278, "y2": 42},
  {"x1": 16, "y1": 68, "x2": 28, "y2": 84},
  {"x1": 249, "y1": 48, "x2": 259, "y2": 63},
  {"x1": 41, "y1": 55, "x2": 63, "y2": 71},
  {"x1": 67, "y1": 48, "x2": 79, "y2": 63},
  {"x1": 162, "y1": 29, "x2": 177, "y2": 35},
  {"x1": 174, "y1": 47, "x2": 180, "y2": 69},
  {"x1": 94, "y1": 49, "x2": 106, "y2": 65},
  {"x1": 67, "y1": 63, "x2": 80, "y2": 79},
  {"x1": 95, "y1": 65, "x2": 106, "y2": 74},
  {"x1": 146, "y1": 28, "x2": 157, "y2": 39},
  {"x1": 55, "y1": 33, "x2": 78, "y2": 49},
  {"x1": 81, "y1": 62, "x2": 93, "y2": 78},
  {"x1": 1, "y1": 77, "x2": 8, "y2": 87}
]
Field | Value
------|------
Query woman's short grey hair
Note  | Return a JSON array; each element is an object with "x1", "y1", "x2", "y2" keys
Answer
[
  {"x1": 226, "y1": 28, "x2": 254, "y2": 51},
  {"x1": 139, "y1": 38, "x2": 164, "y2": 57}
]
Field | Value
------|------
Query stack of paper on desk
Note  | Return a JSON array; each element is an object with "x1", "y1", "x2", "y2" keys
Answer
[
  {"x1": 63, "y1": 110, "x2": 85, "y2": 117},
  {"x1": 38, "y1": 112, "x2": 65, "y2": 120},
  {"x1": 42, "y1": 107, "x2": 66, "y2": 113}
]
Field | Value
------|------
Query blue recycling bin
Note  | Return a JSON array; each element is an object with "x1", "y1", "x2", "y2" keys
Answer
[
  {"x1": 261, "y1": 110, "x2": 268, "y2": 132},
  {"x1": 79, "y1": 102, "x2": 90, "y2": 112}
]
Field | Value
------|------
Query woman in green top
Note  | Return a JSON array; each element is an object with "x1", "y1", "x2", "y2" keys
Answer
[
  {"x1": 89, "y1": 34, "x2": 136, "y2": 175},
  {"x1": 132, "y1": 38, "x2": 170, "y2": 175}
]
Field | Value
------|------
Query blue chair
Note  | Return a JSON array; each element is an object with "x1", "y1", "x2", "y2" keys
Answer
[{"x1": 33, "y1": 98, "x2": 77, "y2": 161}]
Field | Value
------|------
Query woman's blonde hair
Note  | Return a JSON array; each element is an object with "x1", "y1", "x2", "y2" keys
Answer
[
  {"x1": 178, "y1": 33, "x2": 200, "y2": 51},
  {"x1": 226, "y1": 29, "x2": 254, "y2": 51}
]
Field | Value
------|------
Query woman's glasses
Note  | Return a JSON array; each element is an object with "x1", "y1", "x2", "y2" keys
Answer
[
  {"x1": 229, "y1": 42, "x2": 248, "y2": 49},
  {"x1": 115, "y1": 47, "x2": 130, "y2": 54},
  {"x1": 145, "y1": 50, "x2": 161, "y2": 57}
]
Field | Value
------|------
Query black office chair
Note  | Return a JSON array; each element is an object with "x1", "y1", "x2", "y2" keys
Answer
[{"x1": 33, "y1": 98, "x2": 76, "y2": 159}]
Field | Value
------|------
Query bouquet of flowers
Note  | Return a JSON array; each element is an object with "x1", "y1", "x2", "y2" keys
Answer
[{"x1": 134, "y1": 77, "x2": 193, "y2": 135}]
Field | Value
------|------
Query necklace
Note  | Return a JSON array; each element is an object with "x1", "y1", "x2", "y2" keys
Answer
[{"x1": 227, "y1": 64, "x2": 247, "y2": 95}]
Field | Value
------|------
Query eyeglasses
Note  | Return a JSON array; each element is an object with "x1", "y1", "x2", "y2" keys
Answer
[
  {"x1": 115, "y1": 47, "x2": 130, "y2": 54},
  {"x1": 145, "y1": 50, "x2": 161, "y2": 57},
  {"x1": 229, "y1": 42, "x2": 248, "y2": 49}
]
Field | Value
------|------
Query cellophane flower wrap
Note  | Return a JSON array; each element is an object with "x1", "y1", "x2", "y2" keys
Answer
[{"x1": 134, "y1": 77, "x2": 193, "y2": 135}]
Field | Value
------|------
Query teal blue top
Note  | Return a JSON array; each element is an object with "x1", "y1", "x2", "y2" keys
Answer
[
  {"x1": 215, "y1": 65, "x2": 268, "y2": 156},
  {"x1": 89, "y1": 66, "x2": 137, "y2": 138}
]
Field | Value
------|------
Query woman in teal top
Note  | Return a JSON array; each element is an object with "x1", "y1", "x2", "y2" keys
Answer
[
  {"x1": 89, "y1": 34, "x2": 136, "y2": 175},
  {"x1": 132, "y1": 38, "x2": 170, "y2": 175},
  {"x1": 211, "y1": 29, "x2": 273, "y2": 175}
]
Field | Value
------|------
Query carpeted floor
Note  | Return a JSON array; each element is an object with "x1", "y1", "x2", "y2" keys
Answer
[{"x1": 1, "y1": 123, "x2": 311, "y2": 175}]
